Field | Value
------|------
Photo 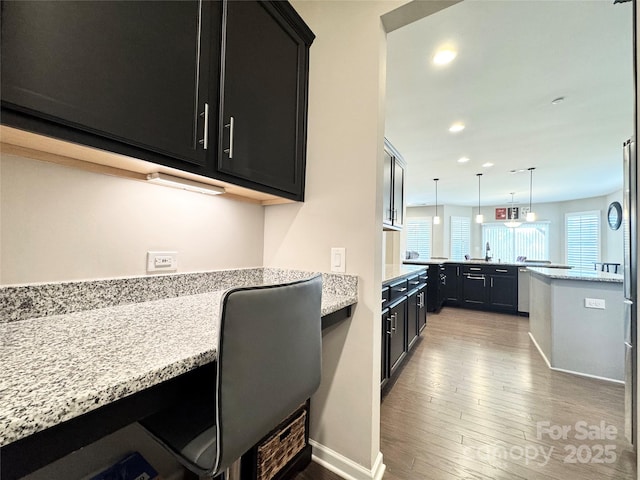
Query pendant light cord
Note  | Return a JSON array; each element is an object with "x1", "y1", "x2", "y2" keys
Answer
[
  {"x1": 528, "y1": 167, "x2": 535, "y2": 212},
  {"x1": 434, "y1": 178, "x2": 439, "y2": 217},
  {"x1": 477, "y1": 173, "x2": 482, "y2": 216}
]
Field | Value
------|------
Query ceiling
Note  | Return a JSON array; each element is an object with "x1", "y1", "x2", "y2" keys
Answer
[{"x1": 385, "y1": 0, "x2": 634, "y2": 208}]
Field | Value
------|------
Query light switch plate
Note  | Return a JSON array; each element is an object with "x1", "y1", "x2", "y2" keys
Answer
[
  {"x1": 147, "y1": 251, "x2": 178, "y2": 273},
  {"x1": 331, "y1": 247, "x2": 346, "y2": 273}
]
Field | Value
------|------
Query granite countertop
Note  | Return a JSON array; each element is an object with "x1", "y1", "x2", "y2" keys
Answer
[
  {"x1": 383, "y1": 264, "x2": 427, "y2": 284},
  {"x1": 528, "y1": 267, "x2": 623, "y2": 283},
  {"x1": 404, "y1": 259, "x2": 572, "y2": 269},
  {"x1": 0, "y1": 269, "x2": 358, "y2": 447}
]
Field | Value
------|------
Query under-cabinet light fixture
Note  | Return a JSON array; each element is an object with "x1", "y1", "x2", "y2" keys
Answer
[
  {"x1": 146, "y1": 173, "x2": 225, "y2": 196},
  {"x1": 476, "y1": 173, "x2": 484, "y2": 224},
  {"x1": 433, "y1": 178, "x2": 441, "y2": 225},
  {"x1": 526, "y1": 167, "x2": 537, "y2": 221}
]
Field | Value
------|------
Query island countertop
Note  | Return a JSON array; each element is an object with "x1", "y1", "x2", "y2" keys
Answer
[
  {"x1": 383, "y1": 264, "x2": 427, "y2": 284},
  {"x1": 0, "y1": 268, "x2": 358, "y2": 448},
  {"x1": 527, "y1": 267, "x2": 623, "y2": 283},
  {"x1": 404, "y1": 259, "x2": 572, "y2": 269}
]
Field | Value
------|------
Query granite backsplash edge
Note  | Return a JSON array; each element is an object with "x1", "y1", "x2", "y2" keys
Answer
[{"x1": 1, "y1": 268, "x2": 358, "y2": 323}]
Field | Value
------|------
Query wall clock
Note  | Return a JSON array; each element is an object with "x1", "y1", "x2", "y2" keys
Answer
[{"x1": 607, "y1": 201, "x2": 622, "y2": 231}]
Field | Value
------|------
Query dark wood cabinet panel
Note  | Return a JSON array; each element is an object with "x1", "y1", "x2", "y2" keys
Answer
[
  {"x1": 383, "y1": 150, "x2": 394, "y2": 225},
  {"x1": 462, "y1": 273, "x2": 487, "y2": 307},
  {"x1": 488, "y1": 270, "x2": 518, "y2": 312},
  {"x1": 417, "y1": 284, "x2": 427, "y2": 332},
  {"x1": 382, "y1": 138, "x2": 405, "y2": 230},
  {"x1": 407, "y1": 288, "x2": 419, "y2": 349},
  {"x1": 388, "y1": 298, "x2": 406, "y2": 377},
  {"x1": 441, "y1": 264, "x2": 461, "y2": 305},
  {"x1": 216, "y1": 0, "x2": 313, "y2": 199},
  {"x1": 1, "y1": 1, "x2": 214, "y2": 170},
  {"x1": 381, "y1": 307, "x2": 390, "y2": 387}
]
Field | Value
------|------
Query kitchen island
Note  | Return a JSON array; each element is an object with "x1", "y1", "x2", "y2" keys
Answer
[
  {"x1": 528, "y1": 267, "x2": 624, "y2": 382},
  {"x1": 0, "y1": 267, "x2": 358, "y2": 479}
]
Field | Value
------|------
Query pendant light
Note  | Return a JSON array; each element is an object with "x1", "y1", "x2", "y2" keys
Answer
[
  {"x1": 504, "y1": 192, "x2": 522, "y2": 228},
  {"x1": 475, "y1": 173, "x2": 484, "y2": 224},
  {"x1": 433, "y1": 178, "x2": 441, "y2": 225},
  {"x1": 526, "y1": 167, "x2": 536, "y2": 221}
]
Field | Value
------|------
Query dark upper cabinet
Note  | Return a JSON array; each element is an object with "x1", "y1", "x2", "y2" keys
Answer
[
  {"x1": 382, "y1": 139, "x2": 405, "y2": 230},
  {"x1": 216, "y1": 1, "x2": 314, "y2": 200},
  {"x1": 1, "y1": 1, "x2": 216, "y2": 174},
  {"x1": 1, "y1": 0, "x2": 314, "y2": 201}
]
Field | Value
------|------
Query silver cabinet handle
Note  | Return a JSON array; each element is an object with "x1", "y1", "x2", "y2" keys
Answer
[
  {"x1": 491, "y1": 277, "x2": 494, "y2": 287},
  {"x1": 466, "y1": 275, "x2": 485, "y2": 280},
  {"x1": 224, "y1": 116, "x2": 234, "y2": 158},
  {"x1": 386, "y1": 316, "x2": 392, "y2": 335},
  {"x1": 496, "y1": 268, "x2": 508, "y2": 273},
  {"x1": 470, "y1": 267, "x2": 481, "y2": 271},
  {"x1": 396, "y1": 287, "x2": 407, "y2": 293},
  {"x1": 457, "y1": 266, "x2": 460, "y2": 276},
  {"x1": 199, "y1": 103, "x2": 209, "y2": 149}
]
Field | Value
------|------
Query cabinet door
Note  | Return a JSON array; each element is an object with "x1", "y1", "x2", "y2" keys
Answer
[
  {"x1": 1, "y1": 1, "x2": 212, "y2": 168},
  {"x1": 441, "y1": 265, "x2": 460, "y2": 305},
  {"x1": 388, "y1": 299, "x2": 406, "y2": 375},
  {"x1": 407, "y1": 289, "x2": 419, "y2": 349},
  {"x1": 381, "y1": 308, "x2": 390, "y2": 386},
  {"x1": 383, "y1": 150, "x2": 394, "y2": 226},
  {"x1": 392, "y1": 160, "x2": 405, "y2": 228},
  {"x1": 462, "y1": 274, "x2": 487, "y2": 307},
  {"x1": 218, "y1": 0, "x2": 311, "y2": 199},
  {"x1": 488, "y1": 275, "x2": 518, "y2": 311},
  {"x1": 417, "y1": 286, "x2": 427, "y2": 332}
]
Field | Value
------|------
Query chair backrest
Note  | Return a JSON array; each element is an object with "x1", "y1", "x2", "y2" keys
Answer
[{"x1": 213, "y1": 275, "x2": 323, "y2": 474}]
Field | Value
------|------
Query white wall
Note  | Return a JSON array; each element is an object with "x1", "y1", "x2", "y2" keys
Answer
[
  {"x1": 263, "y1": 1, "x2": 408, "y2": 476},
  {"x1": 0, "y1": 154, "x2": 265, "y2": 284}
]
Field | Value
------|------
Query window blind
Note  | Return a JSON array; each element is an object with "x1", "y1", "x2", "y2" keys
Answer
[
  {"x1": 450, "y1": 216, "x2": 470, "y2": 261},
  {"x1": 406, "y1": 217, "x2": 431, "y2": 260},
  {"x1": 566, "y1": 211, "x2": 600, "y2": 270},
  {"x1": 482, "y1": 222, "x2": 549, "y2": 262}
]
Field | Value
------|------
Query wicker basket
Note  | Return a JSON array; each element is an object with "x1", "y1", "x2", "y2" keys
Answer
[{"x1": 256, "y1": 408, "x2": 307, "y2": 480}]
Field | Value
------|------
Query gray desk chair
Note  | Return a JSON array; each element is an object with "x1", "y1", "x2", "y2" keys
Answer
[{"x1": 139, "y1": 275, "x2": 323, "y2": 479}]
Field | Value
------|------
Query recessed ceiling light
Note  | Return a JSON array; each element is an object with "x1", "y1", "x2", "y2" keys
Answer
[
  {"x1": 482, "y1": 162, "x2": 494, "y2": 168},
  {"x1": 449, "y1": 122, "x2": 465, "y2": 133},
  {"x1": 551, "y1": 96, "x2": 565, "y2": 105},
  {"x1": 433, "y1": 48, "x2": 457, "y2": 66},
  {"x1": 458, "y1": 157, "x2": 470, "y2": 163}
]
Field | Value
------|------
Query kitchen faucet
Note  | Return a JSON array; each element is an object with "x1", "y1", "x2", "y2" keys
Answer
[{"x1": 485, "y1": 242, "x2": 492, "y2": 262}]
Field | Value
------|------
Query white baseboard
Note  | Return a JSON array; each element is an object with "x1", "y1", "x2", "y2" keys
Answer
[
  {"x1": 309, "y1": 439, "x2": 385, "y2": 480},
  {"x1": 528, "y1": 332, "x2": 624, "y2": 384},
  {"x1": 528, "y1": 332, "x2": 551, "y2": 368}
]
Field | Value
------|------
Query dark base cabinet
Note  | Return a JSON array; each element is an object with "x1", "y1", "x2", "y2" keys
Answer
[
  {"x1": 461, "y1": 265, "x2": 518, "y2": 312},
  {"x1": 381, "y1": 268, "x2": 427, "y2": 391},
  {"x1": 404, "y1": 262, "x2": 519, "y2": 315}
]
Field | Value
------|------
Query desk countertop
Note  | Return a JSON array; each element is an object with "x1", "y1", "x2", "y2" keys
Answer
[{"x1": 0, "y1": 270, "x2": 357, "y2": 447}]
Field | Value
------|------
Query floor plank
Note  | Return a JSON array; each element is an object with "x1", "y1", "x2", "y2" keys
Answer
[
  {"x1": 381, "y1": 307, "x2": 636, "y2": 480},
  {"x1": 294, "y1": 307, "x2": 636, "y2": 479}
]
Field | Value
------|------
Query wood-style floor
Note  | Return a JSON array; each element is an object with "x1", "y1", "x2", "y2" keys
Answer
[{"x1": 295, "y1": 307, "x2": 636, "y2": 479}]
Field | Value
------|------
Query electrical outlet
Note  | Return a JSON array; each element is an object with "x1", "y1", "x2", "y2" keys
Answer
[
  {"x1": 584, "y1": 298, "x2": 606, "y2": 309},
  {"x1": 147, "y1": 251, "x2": 178, "y2": 273}
]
